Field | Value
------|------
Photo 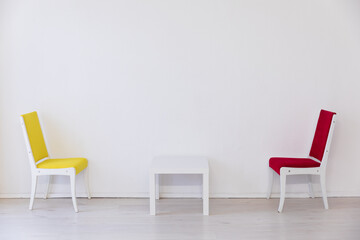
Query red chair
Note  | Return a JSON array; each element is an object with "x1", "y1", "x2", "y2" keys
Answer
[{"x1": 267, "y1": 110, "x2": 336, "y2": 212}]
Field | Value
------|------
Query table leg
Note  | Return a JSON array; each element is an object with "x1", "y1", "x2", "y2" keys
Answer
[
  {"x1": 203, "y1": 171, "x2": 209, "y2": 215},
  {"x1": 150, "y1": 172, "x2": 156, "y2": 215},
  {"x1": 156, "y1": 174, "x2": 160, "y2": 200}
]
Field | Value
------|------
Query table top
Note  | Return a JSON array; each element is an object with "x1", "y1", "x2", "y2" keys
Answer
[{"x1": 150, "y1": 156, "x2": 209, "y2": 174}]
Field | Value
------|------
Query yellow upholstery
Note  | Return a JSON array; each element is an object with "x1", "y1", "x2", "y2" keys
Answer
[
  {"x1": 21, "y1": 112, "x2": 49, "y2": 162},
  {"x1": 22, "y1": 111, "x2": 88, "y2": 175},
  {"x1": 37, "y1": 158, "x2": 88, "y2": 175}
]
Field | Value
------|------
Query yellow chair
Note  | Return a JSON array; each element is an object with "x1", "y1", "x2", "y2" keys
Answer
[{"x1": 20, "y1": 111, "x2": 90, "y2": 212}]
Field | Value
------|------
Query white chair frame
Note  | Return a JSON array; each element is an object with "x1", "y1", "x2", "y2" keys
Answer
[
  {"x1": 20, "y1": 115, "x2": 91, "y2": 213},
  {"x1": 267, "y1": 114, "x2": 336, "y2": 213}
]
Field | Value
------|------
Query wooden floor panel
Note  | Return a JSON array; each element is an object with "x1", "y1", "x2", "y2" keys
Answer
[{"x1": 0, "y1": 198, "x2": 359, "y2": 239}]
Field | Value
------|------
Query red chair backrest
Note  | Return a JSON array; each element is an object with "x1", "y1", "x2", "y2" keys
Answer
[{"x1": 309, "y1": 109, "x2": 336, "y2": 161}]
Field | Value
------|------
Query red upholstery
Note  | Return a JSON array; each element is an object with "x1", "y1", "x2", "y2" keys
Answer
[
  {"x1": 309, "y1": 110, "x2": 336, "y2": 161},
  {"x1": 269, "y1": 109, "x2": 336, "y2": 175},
  {"x1": 269, "y1": 157, "x2": 321, "y2": 175}
]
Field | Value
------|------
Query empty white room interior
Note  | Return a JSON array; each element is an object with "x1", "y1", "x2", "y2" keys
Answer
[{"x1": 1, "y1": 0, "x2": 360, "y2": 239}]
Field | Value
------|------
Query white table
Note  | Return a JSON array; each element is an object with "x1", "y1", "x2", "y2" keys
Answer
[{"x1": 149, "y1": 156, "x2": 209, "y2": 215}]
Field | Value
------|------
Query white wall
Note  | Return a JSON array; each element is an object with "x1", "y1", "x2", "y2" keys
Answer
[{"x1": 1, "y1": 0, "x2": 360, "y2": 198}]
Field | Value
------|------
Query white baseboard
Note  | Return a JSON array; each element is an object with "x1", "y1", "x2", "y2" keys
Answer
[{"x1": 1, "y1": 191, "x2": 359, "y2": 199}]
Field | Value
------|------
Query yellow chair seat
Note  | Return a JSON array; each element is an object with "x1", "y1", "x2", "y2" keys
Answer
[{"x1": 37, "y1": 158, "x2": 88, "y2": 174}]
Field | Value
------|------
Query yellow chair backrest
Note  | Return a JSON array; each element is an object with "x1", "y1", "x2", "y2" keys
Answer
[{"x1": 21, "y1": 111, "x2": 49, "y2": 163}]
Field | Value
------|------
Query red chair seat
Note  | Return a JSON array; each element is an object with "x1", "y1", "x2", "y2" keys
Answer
[{"x1": 269, "y1": 157, "x2": 321, "y2": 175}]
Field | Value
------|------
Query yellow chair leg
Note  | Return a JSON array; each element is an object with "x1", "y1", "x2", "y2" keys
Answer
[
  {"x1": 29, "y1": 175, "x2": 38, "y2": 210},
  {"x1": 84, "y1": 168, "x2": 91, "y2": 200},
  {"x1": 70, "y1": 172, "x2": 78, "y2": 213},
  {"x1": 44, "y1": 175, "x2": 52, "y2": 199}
]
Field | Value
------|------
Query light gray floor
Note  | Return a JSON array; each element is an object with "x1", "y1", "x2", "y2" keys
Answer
[{"x1": 0, "y1": 198, "x2": 359, "y2": 240}]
